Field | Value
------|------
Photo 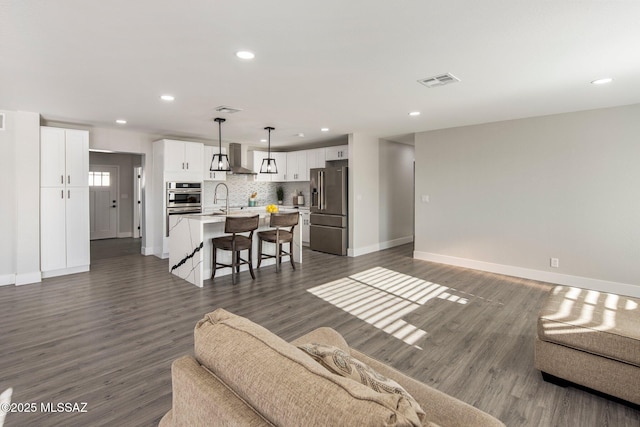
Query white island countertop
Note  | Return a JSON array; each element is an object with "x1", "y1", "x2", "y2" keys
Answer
[{"x1": 168, "y1": 207, "x2": 303, "y2": 287}]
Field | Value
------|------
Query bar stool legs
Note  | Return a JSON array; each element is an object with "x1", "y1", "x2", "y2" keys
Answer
[{"x1": 210, "y1": 215, "x2": 259, "y2": 285}]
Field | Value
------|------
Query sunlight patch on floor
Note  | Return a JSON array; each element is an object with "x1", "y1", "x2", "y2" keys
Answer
[
  {"x1": 0, "y1": 387, "x2": 12, "y2": 427},
  {"x1": 308, "y1": 267, "x2": 470, "y2": 348}
]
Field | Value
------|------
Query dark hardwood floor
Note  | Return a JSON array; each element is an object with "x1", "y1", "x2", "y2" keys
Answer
[{"x1": 1, "y1": 239, "x2": 638, "y2": 426}]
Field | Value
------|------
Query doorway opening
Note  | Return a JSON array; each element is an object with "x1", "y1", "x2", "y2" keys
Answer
[{"x1": 89, "y1": 152, "x2": 144, "y2": 242}]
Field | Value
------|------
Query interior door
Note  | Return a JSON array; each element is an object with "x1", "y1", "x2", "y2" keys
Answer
[{"x1": 90, "y1": 165, "x2": 118, "y2": 240}]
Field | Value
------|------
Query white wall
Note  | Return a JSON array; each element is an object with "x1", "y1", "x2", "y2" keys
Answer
[
  {"x1": 348, "y1": 133, "x2": 380, "y2": 256},
  {"x1": 0, "y1": 111, "x2": 17, "y2": 285},
  {"x1": 0, "y1": 110, "x2": 41, "y2": 286},
  {"x1": 414, "y1": 103, "x2": 640, "y2": 297},
  {"x1": 15, "y1": 112, "x2": 41, "y2": 284},
  {"x1": 379, "y1": 139, "x2": 414, "y2": 249}
]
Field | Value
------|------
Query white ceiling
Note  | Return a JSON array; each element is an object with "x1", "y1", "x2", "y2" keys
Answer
[{"x1": 1, "y1": 1, "x2": 639, "y2": 147}]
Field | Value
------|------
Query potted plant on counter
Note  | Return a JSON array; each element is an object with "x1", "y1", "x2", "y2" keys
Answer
[{"x1": 276, "y1": 186, "x2": 284, "y2": 205}]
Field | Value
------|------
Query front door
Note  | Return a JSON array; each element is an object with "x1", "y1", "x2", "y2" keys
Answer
[{"x1": 89, "y1": 165, "x2": 118, "y2": 240}]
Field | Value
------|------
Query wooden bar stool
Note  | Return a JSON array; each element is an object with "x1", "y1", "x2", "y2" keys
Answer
[
  {"x1": 212, "y1": 215, "x2": 260, "y2": 285},
  {"x1": 257, "y1": 212, "x2": 299, "y2": 272}
]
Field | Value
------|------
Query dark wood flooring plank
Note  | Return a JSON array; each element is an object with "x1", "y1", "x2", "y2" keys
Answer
[{"x1": 0, "y1": 239, "x2": 637, "y2": 426}]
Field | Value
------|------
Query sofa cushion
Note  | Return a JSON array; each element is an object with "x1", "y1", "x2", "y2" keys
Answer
[
  {"x1": 298, "y1": 342, "x2": 426, "y2": 422},
  {"x1": 194, "y1": 308, "x2": 423, "y2": 427},
  {"x1": 538, "y1": 286, "x2": 640, "y2": 366}
]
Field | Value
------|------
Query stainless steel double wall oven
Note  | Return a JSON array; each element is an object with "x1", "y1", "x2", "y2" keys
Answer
[{"x1": 166, "y1": 182, "x2": 202, "y2": 236}]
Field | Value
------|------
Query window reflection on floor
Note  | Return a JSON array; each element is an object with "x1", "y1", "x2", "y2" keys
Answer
[
  {"x1": 307, "y1": 266, "x2": 471, "y2": 349},
  {"x1": 0, "y1": 387, "x2": 12, "y2": 427}
]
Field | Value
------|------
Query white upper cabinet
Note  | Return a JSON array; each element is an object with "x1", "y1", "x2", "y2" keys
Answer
[
  {"x1": 307, "y1": 147, "x2": 326, "y2": 170},
  {"x1": 252, "y1": 150, "x2": 270, "y2": 182},
  {"x1": 156, "y1": 139, "x2": 204, "y2": 181},
  {"x1": 41, "y1": 127, "x2": 89, "y2": 187},
  {"x1": 325, "y1": 145, "x2": 348, "y2": 161},
  {"x1": 286, "y1": 151, "x2": 308, "y2": 181},
  {"x1": 253, "y1": 151, "x2": 287, "y2": 182},
  {"x1": 203, "y1": 146, "x2": 227, "y2": 181}
]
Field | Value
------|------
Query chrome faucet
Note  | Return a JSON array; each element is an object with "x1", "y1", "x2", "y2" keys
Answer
[{"x1": 213, "y1": 183, "x2": 229, "y2": 214}]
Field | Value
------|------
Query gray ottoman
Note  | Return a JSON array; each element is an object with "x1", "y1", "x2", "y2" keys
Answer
[{"x1": 534, "y1": 285, "x2": 640, "y2": 405}]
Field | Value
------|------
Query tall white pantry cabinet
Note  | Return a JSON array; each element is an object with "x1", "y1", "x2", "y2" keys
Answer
[{"x1": 40, "y1": 126, "x2": 90, "y2": 277}]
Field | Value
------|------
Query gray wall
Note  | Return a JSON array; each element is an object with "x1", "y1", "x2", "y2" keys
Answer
[
  {"x1": 414, "y1": 103, "x2": 640, "y2": 296},
  {"x1": 379, "y1": 139, "x2": 414, "y2": 247},
  {"x1": 90, "y1": 152, "x2": 142, "y2": 236},
  {"x1": 349, "y1": 133, "x2": 381, "y2": 256}
]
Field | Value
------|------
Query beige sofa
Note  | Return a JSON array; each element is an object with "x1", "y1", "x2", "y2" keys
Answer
[
  {"x1": 159, "y1": 308, "x2": 504, "y2": 427},
  {"x1": 535, "y1": 286, "x2": 640, "y2": 406}
]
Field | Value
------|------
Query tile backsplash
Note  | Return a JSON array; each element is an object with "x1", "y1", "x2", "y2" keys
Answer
[{"x1": 203, "y1": 175, "x2": 311, "y2": 208}]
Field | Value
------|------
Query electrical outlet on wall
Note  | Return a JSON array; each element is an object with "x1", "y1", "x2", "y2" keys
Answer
[{"x1": 550, "y1": 258, "x2": 560, "y2": 268}]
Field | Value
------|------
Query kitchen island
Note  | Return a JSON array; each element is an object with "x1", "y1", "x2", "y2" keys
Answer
[{"x1": 168, "y1": 209, "x2": 303, "y2": 287}]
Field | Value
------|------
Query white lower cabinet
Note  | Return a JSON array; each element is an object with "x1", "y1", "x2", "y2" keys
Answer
[
  {"x1": 301, "y1": 210, "x2": 310, "y2": 245},
  {"x1": 41, "y1": 187, "x2": 90, "y2": 276}
]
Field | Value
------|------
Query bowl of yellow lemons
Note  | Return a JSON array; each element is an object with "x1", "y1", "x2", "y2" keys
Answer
[{"x1": 266, "y1": 204, "x2": 279, "y2": 213}]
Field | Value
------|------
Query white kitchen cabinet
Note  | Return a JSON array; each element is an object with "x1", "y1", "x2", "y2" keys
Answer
[
  {"x1": 41, "y1": 127, "x2": 89, "y2": 187},
  {"x1": 286, "y1": 151, "x2": 308, "y2": 181},
  {"x1": 301, "y1": 210, "x2": 310, "y2": 246},
  {"x1": 40, "y1": 127, "x2": 90, "y2": 277},
  {"x1": 203, "y1": 146, "x2": 227, "y2": 181},
  {"x1": 307, "y1": 148, "x2": 326, "y2": 170},
  {"x1": 252, "y1": 150, "x2": 287, "y2": 182},
  {"x1": 157, "y1": 139, "x2": 204, "y2": 181},
  {"x1": 325, "y1": 145, "x2": 348, "y2": 161}
]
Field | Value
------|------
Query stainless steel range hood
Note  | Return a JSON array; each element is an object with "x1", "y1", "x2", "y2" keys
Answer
[{"x1": 228, "y1": 143, "x2": 256, "y2": 175}]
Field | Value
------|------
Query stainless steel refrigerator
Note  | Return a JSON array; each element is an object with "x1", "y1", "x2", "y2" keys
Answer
[{"x1": 309, "y1": 166, "x2": 348, "y2": 255}]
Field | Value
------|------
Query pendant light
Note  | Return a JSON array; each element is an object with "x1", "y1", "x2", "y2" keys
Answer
[
  {"x1": 210, "y1": 117, "x2": 231, "y2": 172},
  {"x1": 260, "y1": 126, "x2": 277, "y2": 174}
]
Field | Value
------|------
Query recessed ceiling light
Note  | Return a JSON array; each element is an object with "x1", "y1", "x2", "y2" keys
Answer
[
  {"x1": 591, "y1": 78, "x2": 613, "y2": 85},
  {"x1": 297, "y1": 133, "x2": 305, "y2": 137},
  {"x1": 321, "y1": 128, "x2": 330, "y2": 132},
  {"x1": 260, "y1": 139, "x2": 267, "y2": 143},
  {"x1": 236, "y1": 51, "x2": 255, "y2": 60},
  {"x1": 115, "y1": 119, "x2": 127, "y2": 124},
  {"x1": 160, "y1": 94, "x2": 175, "y2": 101},
  {"x1": 408, "y1": 111, "x2": 421, "y2": 116}
]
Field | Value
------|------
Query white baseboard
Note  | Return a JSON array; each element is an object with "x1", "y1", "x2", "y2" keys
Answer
[
  {"x1": 0, "y1": 274, "x2": 16, "y2": 286},
  {"x1": 141, "y1": 246, "x2": 154, "y2": 256},
  {"x1": 349, "y1": 243, "x2": 380, "y2": 257},
  {"x1": 41, "y1": 265, "x2": 90, "y2": 279},
  {"x1": 348, "y1": 236, "x2": 414, "y2": 257},
  {"x1": 379, "y1": 235, "x2": 413, "y2": 250},
  {"x1": 117, "y1": 232, "x2": 133, "y2": 238},
  {"x1": 413, "y1": 251, "x2": 640, "y2": 298},
  {"x1": 15, "y1": 271, "x2": 42, "y2": 286}
]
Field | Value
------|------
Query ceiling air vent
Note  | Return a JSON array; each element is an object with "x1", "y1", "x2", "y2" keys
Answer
[
  {"x1": 418, "y1": 73, "x2": 460, "y2": 88},
  {"x1": 214, "y1": 105, "x2": 243, "y2": 114}
]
